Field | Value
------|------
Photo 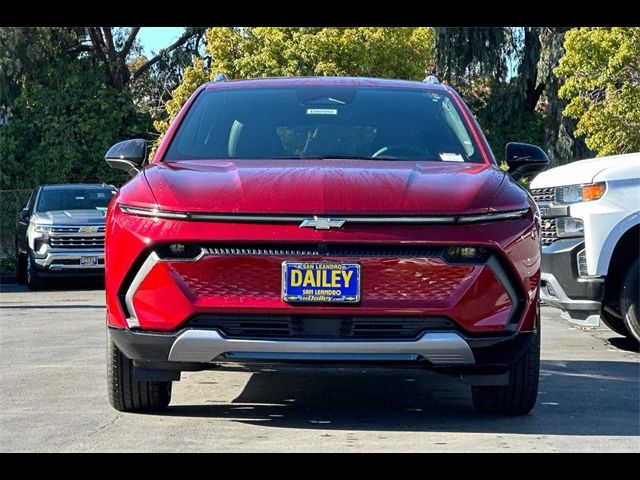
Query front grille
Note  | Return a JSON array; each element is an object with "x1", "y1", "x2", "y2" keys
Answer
[
  {"x1": 200, "y1": 243, "x2": 444, "y2": 258},
  {"x1": 184, "y1": 314, "x2": 456, "y2": 339},
  {"x1": 49, "y1": 236, "x2": 104, "y2": 249},
  {"x1": 531, "y1": 187, "x2": 555, "y2": 203},
  {"x1": 50, "y1": 226, "x2": 105, "y2": 233},
  {"x1": 541, "y1": 218, "x2": 558, "y2": 246}
]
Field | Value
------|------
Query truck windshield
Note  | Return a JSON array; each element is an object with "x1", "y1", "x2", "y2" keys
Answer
[
  {"x1": 164, "y1": 86, "x2": 484, "y2": 163},
  {"x1": 36, "y1": 188, "x2": 116, "y2": 212}
]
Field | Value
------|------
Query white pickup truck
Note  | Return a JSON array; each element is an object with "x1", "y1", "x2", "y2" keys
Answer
[{"x1": 530, "y1": 153, "x2": 639, "y2": 342}]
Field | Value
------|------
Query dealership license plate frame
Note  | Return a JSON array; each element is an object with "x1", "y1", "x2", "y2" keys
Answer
[
  {"x1": 80, "y1": 256, "x2": 99, "y2": 267},
  {"x1": 282, "y1": 261, "x2": 361, "y2": 304}
]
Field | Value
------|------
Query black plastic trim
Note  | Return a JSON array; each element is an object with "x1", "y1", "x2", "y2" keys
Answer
[
  {"x1": 108, "y1": 326, "x2": 535, "y2": 373},
  {"x1": 541, "y1": 238, "x2": 604, "y2": 302}
]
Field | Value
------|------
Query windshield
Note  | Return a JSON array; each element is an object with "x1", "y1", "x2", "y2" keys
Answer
[
  {"x1": 36, "y1": 188, "x2": 116, "y2": 212},
  {"x1": 164, "y1": 86, "x2": 484, "y2": 163}
]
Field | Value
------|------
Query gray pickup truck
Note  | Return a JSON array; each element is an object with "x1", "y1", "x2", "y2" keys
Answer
[{"x1": 15, "y1": 184, "x2": 116, "y2": 289}]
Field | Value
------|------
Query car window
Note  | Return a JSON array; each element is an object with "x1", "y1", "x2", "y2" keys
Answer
[
  {"x1": 164, "y1": 87, "x2": 484, "y2": 163},
  {"x1": 36, "y1": 188, "x2": 116, "y2": 212}
]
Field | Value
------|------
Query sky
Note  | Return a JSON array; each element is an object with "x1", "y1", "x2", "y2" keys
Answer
[{"x1": 138, "y1": 27, "x2": 185, "y2": 57}]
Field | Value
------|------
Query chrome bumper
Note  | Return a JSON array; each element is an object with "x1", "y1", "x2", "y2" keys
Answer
[
  {"x1": 34, "y1": 249, "x2": 104, "y2": 270},
  {"x1": 167, "y1": 330, "x2": 476, "y2": 365}
]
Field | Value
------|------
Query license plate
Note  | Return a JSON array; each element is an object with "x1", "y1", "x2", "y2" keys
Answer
[
  {"x1": 80, "y1": 256, "x2": 99, "y2": 267},
  {"x1": 282, "y1": 262, "x2": 360, "y2": 303}
]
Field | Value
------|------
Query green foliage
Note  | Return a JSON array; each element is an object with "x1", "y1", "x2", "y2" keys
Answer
[
  {"x1": 0, "y1": 58, "x2": 149, "y2": 190},
  {"x1": 206, "y1": 27, "x2": 434, "y2": 80},
  {"x1": 458, "y1": 78, "x2": 546, "y2": 158},
  {"x1": 555, "y1": 28, "x2": 640, "y2": 156},
  {"x1": 154, "y1": 28, "x2": 435, "y2": 143},
  {"x1": 0, "y1": 27, "x2": 155, "y2": 190},
  {"x1": 0, "y1": 255, "x2": 15, "y2": 274}
]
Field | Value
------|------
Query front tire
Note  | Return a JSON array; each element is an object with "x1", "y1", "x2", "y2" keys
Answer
[
  {"x1": 600, "y1": 308, "x2": 631, "y2": 338},
  {"x1": 107, "y1": 335, "x2": 172, "y2": 413},
  {"x1": 16, "y1": 250, "x2": 27, "y2": 285},
  {"x1": 620, "y1": 259, "x2": 639, "y2": 343},
  {"x1": 472, "y1": 327, "x2": 540, "y2": 415},
  {"x1": 26, "y1": 252, "x2": 45, "y2": 290}
]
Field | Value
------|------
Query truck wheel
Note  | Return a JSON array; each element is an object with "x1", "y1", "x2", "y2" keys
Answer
[
  {"x1": 26, "y1": 253, "x2": 45, "y2": 290},
  {"x1": 620, "y1": 259, "x2": 639, "y2": 343},
  {"x1": 472, "y1": 326, "x2": 539, "y2": 415},
  {"x1": 107, "y1": 335, "x2": 172, "y2": 413},
  {"x1": 600, "y1": 309, "x2": 631, "y2": 338},
  {"x1": 16, "y1": 251, "x2": 27, "y2": 285}
]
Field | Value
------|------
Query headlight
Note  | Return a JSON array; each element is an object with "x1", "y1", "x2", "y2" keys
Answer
[
  {"x1": 555, "y1": 182, "x2": 606, "y2": 204},
  {"x1": 556, "y1": 217, "x2": 584, "y2": 238},
  {"x1": 34, "y1": 225, "x2": 52, "y2": 233}
]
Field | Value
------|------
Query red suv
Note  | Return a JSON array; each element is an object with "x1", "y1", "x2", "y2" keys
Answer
[{"x1": 104, "y1": 77, "x2": 548, "y2": 415}]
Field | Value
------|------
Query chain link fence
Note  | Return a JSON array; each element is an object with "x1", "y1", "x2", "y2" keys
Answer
[{"x1": 0, "y1": 189, "x2": 33, "y2": 272}]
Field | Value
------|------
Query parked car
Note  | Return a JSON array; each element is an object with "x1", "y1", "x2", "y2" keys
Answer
[
  {"x1": 104, "y1": 76, "x2": 549, "y2": 415},
  {"x1": 15, "y1": 184, "x2": 117, "y2": 289},
  {"x1": 530, "y1": 154, "x2": 639, "y2": 342}
]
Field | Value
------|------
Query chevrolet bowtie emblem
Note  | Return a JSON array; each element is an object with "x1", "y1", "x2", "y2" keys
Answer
[
  {"x1": 299, "y1": 216, "x2": 346, "y2": 230},
  {"x1": 79, "y1": 226, "x2": 98, "y2": 234}
]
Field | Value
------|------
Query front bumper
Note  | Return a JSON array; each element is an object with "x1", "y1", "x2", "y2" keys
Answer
[
  {"x1": 540, "y1": 238, "x2": 603, "y2": 326},
  {"x1": 34, "y1": 249, "x2": 105, "y2": 275},
  {"x1": 110, "y1": 326, "x2": 535, "y2": 376},
  {"x1": 106, "y1": 206, "x2": 541, "y2": 336}
]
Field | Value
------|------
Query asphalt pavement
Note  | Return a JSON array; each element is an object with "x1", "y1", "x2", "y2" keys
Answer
[{"x1": 1, "y1": 281, "x2": 638, "y2": 452}]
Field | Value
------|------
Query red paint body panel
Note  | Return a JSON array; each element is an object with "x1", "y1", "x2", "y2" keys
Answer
[
  {"x1": 128, "y1": 255, "x2": 512, "y2": 333},
  {"x1": 105, "y1": 77, "x2": 541, "y2": 343}
]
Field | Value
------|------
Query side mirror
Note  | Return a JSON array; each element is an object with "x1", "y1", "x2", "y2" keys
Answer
[
  {"x1": 20, "y1": 208, "x2": 29, "y2": 220},
  {"x1": 105, "y1": 139, "x2": 147, "y2": 177},
  {"x1": 505, "y1": 142, "x2": 549, "y2": 182}
]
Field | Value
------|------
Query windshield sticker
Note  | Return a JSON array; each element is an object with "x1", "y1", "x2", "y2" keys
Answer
[
  {"x1": 440, "y1": 153, "x2": 464, "y2": 162},
  {"x1": 306, "y1": 108, "x2": 338, "y2": 115}
]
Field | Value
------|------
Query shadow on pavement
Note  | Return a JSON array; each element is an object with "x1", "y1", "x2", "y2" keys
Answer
[
  {"x1": 608, "y1": 337, "x2": 639, "y2": 353},
  {"x1": 0, "y1": 278, "x2": 104, "y2": 292},
  {"x1": 165, "y1": 360, "x2": 639, "y2": 436}
]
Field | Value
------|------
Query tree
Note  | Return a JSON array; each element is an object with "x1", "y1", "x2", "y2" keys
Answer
[
  {"x1": 0, "y1": 58, "x2": 149, "y2": 190},
  {"x1": 555, "y1": 27, "x2": 640, "y2": 156},
  {"x1": 0, "y1": 27, "x2": 155, "y2": 190},
  {"x1": 153, "y1": 27, "x2": 435, "y2": 145},
  {"x1": 434, "y1": 27, "x2": 592, "y2": 166},
  {"x1": 152, "y1": 58, "x2": 209, "y2": 141}
]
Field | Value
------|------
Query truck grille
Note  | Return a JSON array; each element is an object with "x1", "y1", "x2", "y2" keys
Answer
[
  {"x1": 50, "y1": 226, "x2": 106, "y2": 234},
  {"x1": 531, "y1": 187, "x2": 555, "y2": 203},
  {"x1": 541, "y1": 218, "x2": 558, "y2": 246},
  {"x1": 184, "y1": 314, "x2": 456, "y2": 339},
  {"x1": 49, "y1": 236, "x2": 104, "y2": 249}
]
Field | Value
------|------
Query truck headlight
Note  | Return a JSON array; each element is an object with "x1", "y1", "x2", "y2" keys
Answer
[
  {"x1": 556, "y1": 217, "x2": 584, "y2": 238},
  {"x1": 34, "y1": 225, "x2": 52, "y2": 233},
  {"x1": 555, "y1": 182, "x2": 606, "y2": 204}
]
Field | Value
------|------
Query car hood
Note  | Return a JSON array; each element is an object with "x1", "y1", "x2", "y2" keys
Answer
[
  {"x1": 33, "y1": 209, "x2": 107, "y2": 225},
  {"x1": 144, "y1": 160, "x2": 508, "y2": 215},
  {"x1": 530, "y1": 153, "x2": 639, "y2": 188}
]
